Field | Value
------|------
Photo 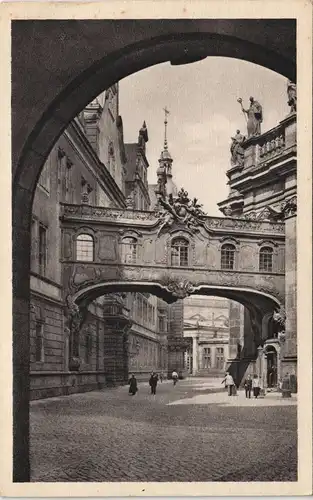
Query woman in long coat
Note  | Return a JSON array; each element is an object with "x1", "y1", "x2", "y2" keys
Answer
[{"x1": 128, "y1": 374, "x2": 138, "y2": 396}]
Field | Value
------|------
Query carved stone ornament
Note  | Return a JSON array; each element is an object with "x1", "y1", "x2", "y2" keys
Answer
[
  {"x1": 272, "y1": 305, "x2": 286, "y2": 330},
  {"x1": 66, "y1": 295, "x2": 84, "y2": 335},
  {"x1": 277, "y1": 330, "x2": 286, "y2": 342},
  {"x1": 66, "y1": 295, "x2": 86, "y2": 370},
  {"x1": 280, "y1": 196, "x2": 297, "y2": 218},
  {"x1": 287, "y1": 81, "x2": 297, "y2": 113},
  {"x1": 155, "y1": 188, "x2": 207, "y2": 236},
  {"x1": 241, "y1": 197, "x2": 296, "y2": 222},
  {"x1": 163, "y1": 276, "x2": 195, "y2": 299}
]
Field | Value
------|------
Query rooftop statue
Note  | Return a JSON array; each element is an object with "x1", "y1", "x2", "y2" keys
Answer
[
  {"x1": 237, "y1": 96, "x2": 263, "y2": 138},
  {"x1": 287, "y1": 80, "x2": 297, "y2": 113},
  {"x1": 230, "y1": 129, "x2": 246, "y2": 167}
]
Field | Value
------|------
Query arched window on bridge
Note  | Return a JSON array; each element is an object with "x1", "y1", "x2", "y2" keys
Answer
[
  {"x1": 122, "y1": 237, "x2": 137, "y2": 264},
  {"x1": 171, "y1": 237, "x2": 189, "y2": 267},
  {"x1": 76, "y1": 234, "x2": 94, "y2": 262},
  {"x1": 259, "y1": 246, "x2": 273, "y2": 272},
  {"x1": 221, "y1": 243, "x2": 235, "y2": 270}
]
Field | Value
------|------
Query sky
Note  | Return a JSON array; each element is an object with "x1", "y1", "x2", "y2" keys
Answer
[{"x1": 119, "y1": 57, "x2": 288, "y2": 216}]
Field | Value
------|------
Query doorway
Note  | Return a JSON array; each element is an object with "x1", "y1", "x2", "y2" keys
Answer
[{"x1": 266, "y1": 347, "x2": 278, "y2": 387}]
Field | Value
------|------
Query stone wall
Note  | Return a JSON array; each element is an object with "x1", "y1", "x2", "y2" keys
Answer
[{"x1": 30, "y1": 296, "x2": 109, "y2": 399}]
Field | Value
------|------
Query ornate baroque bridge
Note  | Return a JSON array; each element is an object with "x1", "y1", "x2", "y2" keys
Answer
[{"x1": 60, "y1": 197, "x2": 286, "y2": 321}]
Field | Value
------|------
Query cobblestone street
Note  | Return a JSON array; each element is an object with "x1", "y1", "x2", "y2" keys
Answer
[{"x1": 30, "y1": 378, "x2": 297, "y2": 482}]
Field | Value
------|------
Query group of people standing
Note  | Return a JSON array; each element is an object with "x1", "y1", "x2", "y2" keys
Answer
[
  {"x1": 222, "y1": 372, "x2": 262, "y2": 399},
  {"x1": 128, "y1": 370, "x2": 179, "y2": 396}
]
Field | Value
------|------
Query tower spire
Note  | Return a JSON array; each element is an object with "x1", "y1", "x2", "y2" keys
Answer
[
  {"x1": 155, "y1": 106, "x2": 175, "y2": 200},
  {"x1": 163, "y1": 106, "x2": 170, "y2": 151}
]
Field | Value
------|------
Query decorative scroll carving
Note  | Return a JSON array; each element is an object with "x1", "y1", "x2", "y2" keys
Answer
[
  {"x1": 162, "y1": 276, "x2": 195, "y2": 299},
  {"x1": 61, "y1": 204, "x2": 157, "y2": 222},
  {"x1": 155, "y1": 188, "x2": 207, "y2": 236},
  {"x1": 205, "y1": 216, "x2": 285, "y2": 234},
  {"x1": 61, "y1": 203, "x2": 285, "y2": 234}
]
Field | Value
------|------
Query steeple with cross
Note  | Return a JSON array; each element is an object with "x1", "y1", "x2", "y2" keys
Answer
[{"x1": 159, "y1": 106, "x2": 173, "y2": 181}]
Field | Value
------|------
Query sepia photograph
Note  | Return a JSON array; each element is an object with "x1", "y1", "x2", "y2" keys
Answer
[{"x1": 3, "y1": 1, "x2": 312, "y2": 496}]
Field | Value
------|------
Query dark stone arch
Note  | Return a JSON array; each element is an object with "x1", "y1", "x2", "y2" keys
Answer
[{"x1": 12, "y1": 19, "x2": 295, "y2": 481}]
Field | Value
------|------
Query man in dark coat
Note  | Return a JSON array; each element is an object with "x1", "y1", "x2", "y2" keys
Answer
[
  {"x1": 128, "y1": 374, "x2": 138, "y2": 396},
  {"x1": 244, "y1": 374, "x2": 252, "y2": 398},
  {"x1": 149, "y1": 372, "x2": 158, "y2": 395}
]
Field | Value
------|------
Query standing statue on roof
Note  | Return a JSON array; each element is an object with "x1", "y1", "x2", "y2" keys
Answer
[
  {"x1": 287, "y1": 80, "x2": 297, "y2": 113},
  {"x1": 230, "y1": 129, "x2": 246, "y2": 166},
  {"x1": 237, "y1": 96, "x2": 263, "y2": 138}
]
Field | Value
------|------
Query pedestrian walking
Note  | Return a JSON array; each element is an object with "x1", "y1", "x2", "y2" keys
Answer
[
  {"x1": 149, "y1": 372, "x2": 158, "y2": 395},
  {"x1": 159, "y1": 372, "x2": 164, "y2": 383},
  {"x1": 244, "y1": 374, "x2": 252, "y2": 398},
  {"x1": 221, "y1": 372, "x2": 235, "y2": 396},
  {"x1": 128, "y1": 374, "x2": 138, "y2": 396},
  {"x1": 172, "y1": 370, "x2": 179, "y2": 386},
  {"x1": 252, "y1": 374, "x2": 261, "y2": 398}
]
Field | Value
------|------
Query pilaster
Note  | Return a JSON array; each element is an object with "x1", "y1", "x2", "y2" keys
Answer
[{"x1": 281, "y1": 213, "x2": 297, "y2": 377}]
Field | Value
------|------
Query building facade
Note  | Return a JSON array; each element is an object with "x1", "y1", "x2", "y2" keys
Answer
[
  {"x1": 30, "y1": 85, "x2": 170, "y2": 399},
  {"x1": 183, "y1": 296, "x2": 230, "y2": 376},
  {"x1": 218, "y1": 87, "x2": 297, "y2": 389}
]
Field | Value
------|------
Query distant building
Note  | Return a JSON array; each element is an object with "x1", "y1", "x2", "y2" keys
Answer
[{"x1": 183, "y1": 296, "x2": 230, "y2": 376}]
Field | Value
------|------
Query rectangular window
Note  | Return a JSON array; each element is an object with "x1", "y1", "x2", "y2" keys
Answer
[
  {"x1": 38, "y1": 224, "x2": 47, "y2": 276},
  {"x1": 221, "y1": 246, "x2": 235, "y2": 270},
  {"x1": 159, "y1": 314, "x2": 167, "y2": 333},
  {"x1": 216, "y1": 347, "x2": 224, "y2": 369},
  {"x1": 203, "y1": 347, "x2": 211, "y2": 369},
  {"x1": 35, "y1": 320, "x2": 44, "y2": 362},
  {"x1": 38, "y1": 157, "x2": 51, "y2": 193},
  {"x1": 259, "y1": 252, "x2": 273, "y2": 272}
]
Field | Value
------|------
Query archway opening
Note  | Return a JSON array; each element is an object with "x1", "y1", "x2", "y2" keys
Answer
[{"x1": 12, "y1": 19, "x2": 295, "y2": 481}]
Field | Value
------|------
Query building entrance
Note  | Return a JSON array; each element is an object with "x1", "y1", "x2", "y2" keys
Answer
[{"x1": 266, "y1": 347, "x2": 278, "y2": 388}]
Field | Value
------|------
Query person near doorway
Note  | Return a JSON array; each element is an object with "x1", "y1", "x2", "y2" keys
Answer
[
  {"x1": 252, "y1": 374, "x2": 261, "y2": 398},
  {"x1": 267, "y1": 366, "x2": 274, "y2": 388},
  {"x1": 222, "y1": 372, "x2": 235, "y2": 396},
  {"x1": 128, "y1": 374, "x2": 138, "y2": 396},
  {"x1": 244, "y1": 375, "x2": 252, "y2": 398},
  {"x1": 149, "y1": 372, "x2": 158, "y2": 395},
  {"x1": 172, "y1": 370, "x2": 179, "y2": 385}
]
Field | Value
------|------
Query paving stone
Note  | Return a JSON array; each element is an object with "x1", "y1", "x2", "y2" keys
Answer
[{"x1": 30, "y1": 378, "x2": 297, "y2": 482}]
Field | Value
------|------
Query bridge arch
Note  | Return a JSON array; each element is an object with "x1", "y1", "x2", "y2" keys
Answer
[{"x1": 71, "y1": 279, "x2": 281, "y2": 315}]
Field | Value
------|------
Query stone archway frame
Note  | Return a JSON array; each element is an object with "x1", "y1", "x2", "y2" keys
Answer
[{"x1": 12, "y1": 20, "x2": 295, "y2": 482}]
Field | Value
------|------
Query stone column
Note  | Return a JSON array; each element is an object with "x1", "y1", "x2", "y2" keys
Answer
[
  {"x1": 243, "y1": 308, "x2": 257, "y2": 358},
  {"x1": 281, "y1": 212, "x2": 297, "y2": 377},
  {"x1": 228, "y1": 301, "x2": 243, "y2": 359},
  {"x1": 103, "y1": 318, "x2": 132, "y2": 385},
  {"x1": 13, "y1": 221, "x2": 31, "y2": 481},
  {"x1": 167, "y1": 344, "x2": 185, "y2": 376},
  {"x1": 192, "y1": 335, "x2": 199, "y2": 375}
]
